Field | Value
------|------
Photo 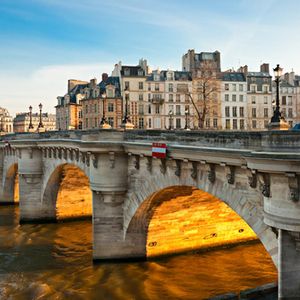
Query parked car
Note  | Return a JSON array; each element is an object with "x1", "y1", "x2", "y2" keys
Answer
[{"x1": 291, "y1": 123, "x2": 300, "y2": 130}]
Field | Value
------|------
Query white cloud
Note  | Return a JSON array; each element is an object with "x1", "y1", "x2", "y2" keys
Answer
[{"x1": 0, "y1": 62, "x2": 114, "y2": 117}]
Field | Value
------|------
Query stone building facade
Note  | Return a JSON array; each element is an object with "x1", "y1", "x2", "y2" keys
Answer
[
  {"x1": 13, "y1": 113, "x2": 56, "y2": 133},
  {"x1": 56, "y1": 80, "x2": 88, "y2": 130},
  {"x1": 80, "y1": 74, "x2": 122, "y2": 129},
  {"x1": 0, "y1": 107, "x2": 13, "y2": 134},
  {"x1": 220, "y1": 72, "x2": 247, "y2": 130}
]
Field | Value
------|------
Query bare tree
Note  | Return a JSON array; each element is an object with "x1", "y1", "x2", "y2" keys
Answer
[{"x1": 188, "y1": 61, "x2": 220, "y2": 129}]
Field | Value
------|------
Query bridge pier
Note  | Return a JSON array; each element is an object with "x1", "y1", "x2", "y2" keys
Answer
[{"x1": 278, "y1": 229, "x2": 300, "y2": 300}]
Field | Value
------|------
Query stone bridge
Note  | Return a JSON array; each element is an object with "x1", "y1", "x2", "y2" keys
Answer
[{"x1": 1, "y1": 129, "x2": 300, "y2": 299}]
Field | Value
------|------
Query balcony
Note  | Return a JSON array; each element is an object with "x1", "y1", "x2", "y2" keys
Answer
[{"x1": 151, "y1": 98, "x2": 164, "y2": 104}]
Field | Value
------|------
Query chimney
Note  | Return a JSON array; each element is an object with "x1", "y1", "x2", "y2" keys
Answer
[
  {"x1": 260, "y1": 63, "x2": 269, "y2": 74},
  {"x1": 90, "y1": 78, "x2": 97, "y2": 87},
  {"x1": 238, "y1": 65, "x2": 248, "y2": 74},
  {"x1": 102, "y1": 73, "x2": 109, "y2": 82}
]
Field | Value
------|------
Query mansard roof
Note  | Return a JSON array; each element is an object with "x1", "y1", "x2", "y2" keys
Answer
[
  {"x1": 121, "y1": 65, "x2": 146, "y2": 76},
  {"x1": 98, "y1": 76, "x2": 121, "y2": 97},
  {"x1": 247, "y1": 72, "x2": 271, "y2": 78},
  {"x1": 146, "y1": 70, "x2": 192, "y2": 81},
  {"x1": 220, "y1": 72, "x2": 246, "y2": 82}
]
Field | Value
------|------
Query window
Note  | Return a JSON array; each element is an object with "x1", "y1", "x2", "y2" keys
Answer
[
  {"x1": 282, "y1": 96, "x2": 286, "y2": 105},
  {"x1": 233, "y1": 119, "x2": 237, "y2": 129},
  {"x1": 282, "y1": 108, "x2": 286, "y2": 117},
  {"x1": 138, "y1": 104, "x2": 144, "y2": 114},
  {"x1": 155, "y1": 83, "x2": 159, "y2": 91},
  {"x1": 139, "y1": 94, "x2": 143, "y2": 101},
  {"x1": 148, "y1": 83, "x2": 151, "y2": 91},
  {"x1": 138, "y1": 69, "x2": 144, "y2": 76},
  {"x1": 148, "y1": 105, "x2": 151, "y2": 114},
  {"x1": 94, "y1": 104, "x2": 97, "y2": 113},
  {"x1": 213, "y1": 118, "x2": 218, "y2": 128},
  {"x1": 94, "y1": 118, "x2": 97, "y2": 128},
  {"x1": 232, "y1": 94, "x2": 237, "y2": 102},
  {"x1": 124, "y1": 68, "x2": 130, "y2": 76},
  {"x1": 107, "y1": 89, "x2": 114, "y2": 98},
  {"x1": 252, "y1": 120, "x2": 257, "y2": 129},
  {"x1": 206, "y1": 118, "x2": 210, "y2": 128},
  {"x1": 108, "y1": 103, "x2": 114, "y2": 112},
  {"x1": 176, "y1": 105, "x2": 181, "y2": 115},
  {"x1": 251, "y1": 96, "x2": 256, "y2": 104},
  {"x1": 252, "y1": 108, "x2": 256, "y2": 118},
  {"x1": 239, "y1": 107, "x2": 244, "y2": 117},
  {"x1": 176, "y1": 94, "x2": 180, "y2": 102},
  {"x1": 288, "y1": 96, "x2": 292, "y2": 106},
  {"x1": 232, "y1": 84, "x2": 236, "y2": 91},
  {"x1": 240, "y1": 119, "x2": 245, "y2": 130},
  {"x1": 125, "y1": 81, "x2": 130, "y2": 89},
  {"x1": 225, "y1": 106, "x2": 230, "y2": 117},
  {"x1": 232, "y1": 106, "x2": 237, "y2": 117},
  {"x1": 263, "y1": 85, "x2": 269, "y2": 93},
  {"x1": 264, "y1": 108, "x2": 268, "y2": 117},
  {"x1": 148, "y1": 93, "x2": 151, "y2": 102},
  {"x1": 225, "y1": 83, "x2": 229, "y2": 91},
  {"x1": 155, "y1": 105, "x2": 160, "y2": 114},
  {"x1": 264, "y1": 120, "x2": 269, "y2": 128},
  {"x1": 226, "y1": 119, "x2": 230, "y2": 129},
  {"x1": 251, "y1": 84, "x2": 257, "y2": 93},
  {"x1": 239, "y1": 95, "x2": 243, "y2": 102},
  {"x1": 169, "y1": 94, "x2": 173, "y2": 102},
  {"x1": 288, "y1": 108, "x2": 293, "y2": 118},
  {"x1": 138, "y1": 118, "x2": 144, "y2": 129},
  {"x1": 108, "y1": 117, "x2": 114, "y2": 127},
  {"x1": 225, "y1": 94, "x2": 229, "y2": 101},
  {"x1": 138, "y1": 82, "x2": 143, "y2": 90},
  {"x1": 176, "y1": 118, "x2": 181, "y2": 129},
  {"x1": 169, "y1": 83, "x2": 173, "y2": 92},
  {"x1": 86, "y1": 118, "x2": 88, "y2": 128},
  {"x1": 85, "y1": 105, "x2": 88, "y2": 113},
  {"x1": 264, "y1": 96, "x2": 268, "y2": 104},
  {"x1": 239, "y1": 84, "x2": 243, "y2": 92},
  {"x1": 148, "y1": 118, "x2": 152, "y2": 128}
]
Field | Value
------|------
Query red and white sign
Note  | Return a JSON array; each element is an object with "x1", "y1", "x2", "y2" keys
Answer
[{"x1": 152, "y1": 143, "x2": 167, "y2": 158}]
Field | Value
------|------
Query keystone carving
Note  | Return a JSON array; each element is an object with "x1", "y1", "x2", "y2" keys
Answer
[
  {"x1": 175, "y1": 160, "x2": 181, "y2": 177},
  {"x1": 109, "y1": 152, "x2": 115, "y2": 169},
  {"x1": 247, "y1": 169, "x2": 257, "y2": 189},
  {"x1": 258, "y1": 173, "x2": 270, "y2": 198},
  {"x1": 86, "y1": 152, "x2": 91, "y2": 167},
  {"x1": 160, "y1": 159, "x2": 167, "y2": 174},
  {"x1": 202, "y1": 163, "x2": 215, "y2": 183},
  {"x1": 288, "y1": 231, "x2": 300, "y2": 251},
  {"x1": 146, "y1": 156, "x2": 152, "y2": 172},
  {"x1": 224, "y1": 165, "x2": 235, "y2": 184},
  {"x1": 286, "y1": 173, "x2": 299, "y2": 202},
  {"x1": 91, "y1": 153, "x2": 98, "y2": 168},
  {"x1": 191, "y1": 162, "x2": 198, "y2": 179}
]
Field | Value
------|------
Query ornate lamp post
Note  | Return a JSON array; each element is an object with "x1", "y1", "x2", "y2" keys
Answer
[
  {"x1": 28, "y1": 105, "x2": 34, "y2": 131},
  {"x1": 268, "y1": 64, "x2": 289, "y2": 130},
  {"x1": 168, "y1": 110, "x2": 174, "y2": 130},
  {"x1": 99, "y1": 92, "x2": 111, "y2": 129},
  {"x1": 38, "y1": 103, "x2": 44, "y2": 129},
  {"x1": 121, "y1": 88, "x2": 134, "y2": 130},
  {"x1": 184, "y1": 108, "x2": 190, "y2": 130}
]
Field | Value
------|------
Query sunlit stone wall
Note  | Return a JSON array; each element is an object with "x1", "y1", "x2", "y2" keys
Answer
[
  {"x1": 146, "y1": 187, "x2": 257, "y2": 257},
  {"x1": 56, "y1": 165, "x2": 92, "y2": 220}
]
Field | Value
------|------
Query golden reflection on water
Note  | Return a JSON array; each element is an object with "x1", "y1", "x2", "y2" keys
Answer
[{"x1": 0, "y1": 206, "x2": 277, "y2": 300}]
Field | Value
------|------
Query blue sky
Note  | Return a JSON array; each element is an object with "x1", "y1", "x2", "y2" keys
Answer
[{"x1": 1, "y1": 0, "x2": 300, "y2": 115}]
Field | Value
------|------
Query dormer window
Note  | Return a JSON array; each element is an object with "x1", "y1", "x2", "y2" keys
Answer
[
  {"x1": 154, "y1": 74, "x2": 160, "y2": 81},
  {"x1": 124, "y1": 68, "x2": 130, "y2": 76},
  {"x1": 106, "y1": 88, "x2": 115, "y2": 98},
  {"x1": 138, "y1": 69, "x2": 144, "y2": 76}
]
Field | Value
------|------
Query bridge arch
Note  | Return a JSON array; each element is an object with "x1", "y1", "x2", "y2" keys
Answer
[
  {"x1": 3, "y1": 162, "x2": 19, "y2": 203},
  {"x1": 125, "y1": 171, "x2": 278, "y2": 266},
  {"x1": 42, "y1": 163, "x2": 92, "y2": 221}
]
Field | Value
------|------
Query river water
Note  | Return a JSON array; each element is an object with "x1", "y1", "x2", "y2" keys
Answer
[{"x1": 0, "y1": 205, "x2": 277, "y2": 300}]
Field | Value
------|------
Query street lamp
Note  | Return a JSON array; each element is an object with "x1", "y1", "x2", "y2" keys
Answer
[
  {"x1": 268, "y1": 64, "x2": 289, "y2": 130},
  {"x1": 28, "y1": 105, "x2": 34, "y2": 130},
  {"x1": 99, "y1": 92, "x2": 111, "y2": 129},
  {"x1": 184, "y1": 108, "x2": 190, "y2": 130},
  {"x1": 168, "y1": 110, "x2": 174, "y2": 130},
  {"x1": 121, "y1": 88, "x2": 134, "y2": 130},
  {"x1": 38, "y1": 103, "x2": 44, "y2": 129}
]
